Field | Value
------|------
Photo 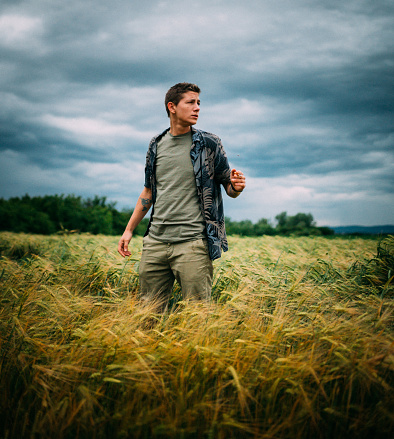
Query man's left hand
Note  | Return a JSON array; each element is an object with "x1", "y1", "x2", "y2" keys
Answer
[{"x1": 230, "y1": 169, "x2": 246, "y2": 193}]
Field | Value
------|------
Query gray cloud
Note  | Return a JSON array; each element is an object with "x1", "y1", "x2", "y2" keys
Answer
[{"x1": 0, "y1": 0, "x2": 393, "y2": 226}]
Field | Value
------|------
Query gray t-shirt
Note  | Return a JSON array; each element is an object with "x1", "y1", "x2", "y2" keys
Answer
[{"x1": 149, "y1": 131, "x2": 205, "y2": 242}]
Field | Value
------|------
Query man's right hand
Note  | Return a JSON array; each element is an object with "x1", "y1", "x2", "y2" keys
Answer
[{"x1": 118, "y1": 230, "x2": 133, "y2": 257}]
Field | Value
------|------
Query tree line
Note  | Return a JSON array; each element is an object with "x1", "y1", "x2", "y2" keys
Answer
[{"x1": 0, "y1": 194, "x2": 334, "y2": 236}]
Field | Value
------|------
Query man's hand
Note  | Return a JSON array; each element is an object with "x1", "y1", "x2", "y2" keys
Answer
[
  {"x1": 230, "y1": 169, "x2": 246, "y2": 193},
  {"x1": 118, "y1": 230, "x2": 133, "y2": 257}
]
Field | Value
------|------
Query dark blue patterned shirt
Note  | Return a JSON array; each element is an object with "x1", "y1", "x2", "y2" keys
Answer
[{"x1": 144, "y1": 127, "x2": 231, "y2": 260}]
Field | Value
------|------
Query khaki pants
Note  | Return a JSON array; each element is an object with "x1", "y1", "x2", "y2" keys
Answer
[{"x1": 139, "y1": 235, "x2": 213, "y2": 311}]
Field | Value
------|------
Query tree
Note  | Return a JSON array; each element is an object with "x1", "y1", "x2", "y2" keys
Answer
[
  {"x1": 254, "y1": 218, "x2": 275, "y2": 236},
  {"x1": 0, "y1": 195, "x2": 328, "y2": 237},
  {"x1": 275, "y1": 212, "x2": 317, "y2": 235}
]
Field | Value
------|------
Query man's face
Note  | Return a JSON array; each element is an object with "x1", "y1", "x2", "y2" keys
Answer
[{"x1": 169, "y1": 91, "x2": 200, "y2": 127}]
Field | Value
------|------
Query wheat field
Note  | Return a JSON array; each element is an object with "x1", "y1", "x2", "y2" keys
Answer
[{"x1": 0, "y1": 232, "x2": 393, "y2": 438}]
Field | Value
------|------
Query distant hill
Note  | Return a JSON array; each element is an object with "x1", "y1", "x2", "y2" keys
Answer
[{"x1": 331, "y1": 225, "x2": 394, "y2": 235}]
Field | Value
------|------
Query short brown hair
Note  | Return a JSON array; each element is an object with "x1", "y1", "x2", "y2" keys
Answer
[{"x1": 165, "y1": 82, "x2": 200, "y2": 117}]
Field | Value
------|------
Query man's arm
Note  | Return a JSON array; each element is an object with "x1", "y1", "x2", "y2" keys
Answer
[
  {"x1": 210, "y1": 136, "x2": 245, "y2": 198},
  {"x1": 225, "y1": 169, "x2": 246, "y2": 199},
  {"x1": 117, "y1": 187, "x2": 153, "y2": 257}
]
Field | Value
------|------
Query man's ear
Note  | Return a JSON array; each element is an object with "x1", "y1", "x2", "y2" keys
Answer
[{"x1": 167, "y1": 102, "x2": 176, "y2": 114}]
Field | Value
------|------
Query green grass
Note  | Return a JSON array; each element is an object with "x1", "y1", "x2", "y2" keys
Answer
[{"x1": 0, "y1": 232, "x2": 393, "y2": 438}]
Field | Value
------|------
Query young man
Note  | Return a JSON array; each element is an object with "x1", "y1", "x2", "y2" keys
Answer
[{"x1": 118, "y1": 83, "x2": 245, "y2": 310}]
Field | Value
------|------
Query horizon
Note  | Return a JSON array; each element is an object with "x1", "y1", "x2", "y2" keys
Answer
[{"x1": 2, "y1": 192, "x2": 393, "y2": 229}]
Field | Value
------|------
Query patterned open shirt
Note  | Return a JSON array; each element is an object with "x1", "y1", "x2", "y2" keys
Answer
[{"x1": 144, "y1": 127, "x2": 232, "y2": 260}]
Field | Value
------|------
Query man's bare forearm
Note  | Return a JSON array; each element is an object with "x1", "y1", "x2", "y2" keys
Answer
[
  {"x1": 226, "y1": 182, "x2": 244, "y2": 198},
  {"x1": 118, "y1": 187, "x2": 152, "y2": 257},
  {"x1": 125, "y1": 187, "x2": 153, "y2": 232}
]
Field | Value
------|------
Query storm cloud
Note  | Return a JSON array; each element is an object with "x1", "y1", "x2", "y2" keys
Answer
[{"x1": 1, "y1": 0, "x2": 393, "y2": 226}]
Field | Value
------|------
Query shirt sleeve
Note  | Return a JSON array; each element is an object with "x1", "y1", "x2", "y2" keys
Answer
[
  {"x1": 214, "y1": 137, "x2": 231, "y2": 186},
  {"x1": 144, "y1": 138, "x2": 154, "y2": 189}
]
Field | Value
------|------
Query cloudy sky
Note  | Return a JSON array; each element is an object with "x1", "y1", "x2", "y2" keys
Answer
[{"x1": 1, "y1": 0, "x2": 393, "y2": 226}]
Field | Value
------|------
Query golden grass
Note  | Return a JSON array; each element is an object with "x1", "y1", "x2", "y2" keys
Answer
[{"x1": 0, "y1": 232, "x2": 393, "y2": 438}]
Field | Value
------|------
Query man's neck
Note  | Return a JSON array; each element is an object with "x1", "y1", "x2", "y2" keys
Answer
[{"x1": 169, "y1": 122, "x2": 192, "y2": 136}]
